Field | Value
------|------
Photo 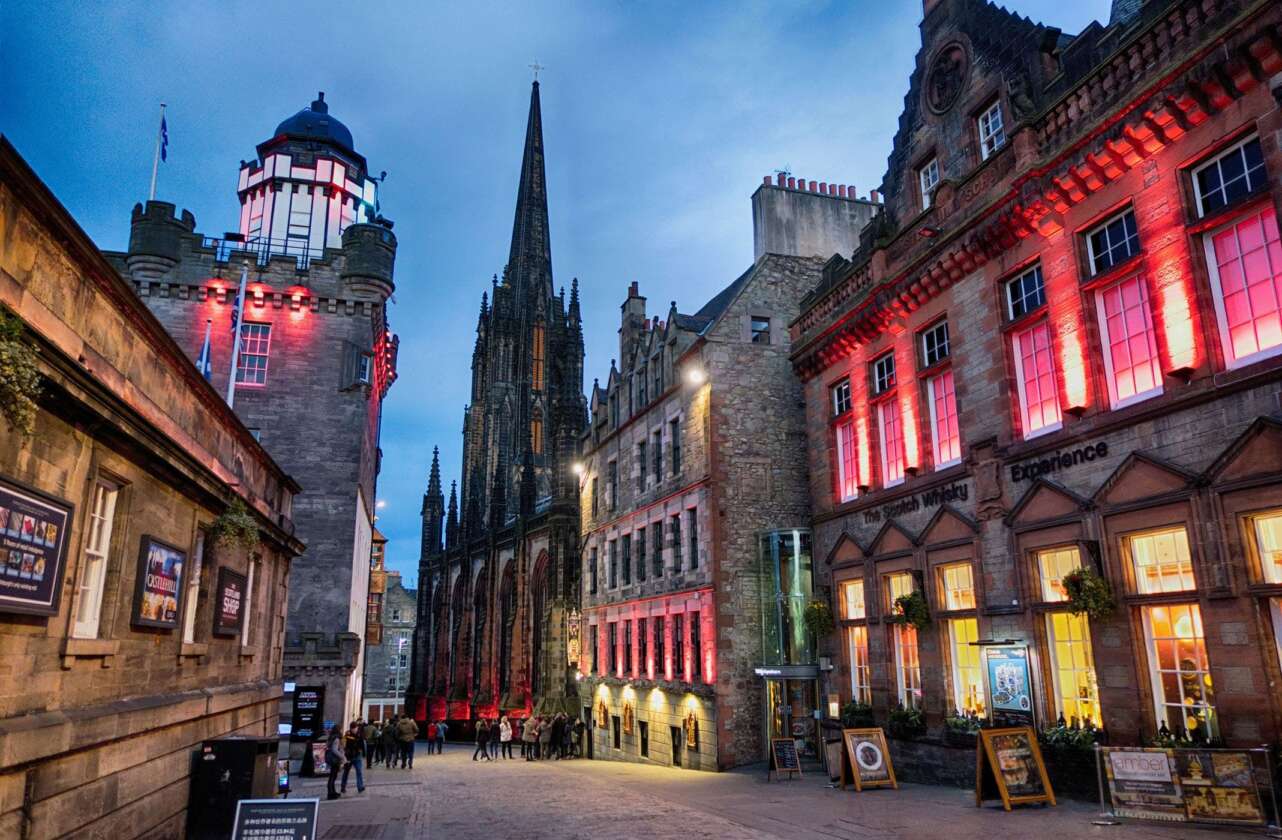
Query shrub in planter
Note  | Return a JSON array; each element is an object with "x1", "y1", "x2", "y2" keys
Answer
[
  {"x1": 841, "y1": 701, "x2": 875, "y2": 728},
  {"x1": 0, "y1": 309, "x2": 40, "y2": 436},
  {"x1": 1039, "y1": 722, "x2": 1105, "y2": 801},
  {"x1": 1062, "y1": 567, "x2": 1115, "y2": 619},
  {"x1": 943, "y1": 712, "x2": 983, "y2": 747},
  {"x1": 886, "y1": 590, "x2": 930, "y2": 631},
  {"x1": 887, "y1": 704, "x2": 926, "y2": 740},
  {"x1": 803, "y1": 600, "x2": 835, "y2": 638}
]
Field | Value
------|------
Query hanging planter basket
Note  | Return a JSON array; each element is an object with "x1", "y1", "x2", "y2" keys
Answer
[
  {"x1": 0, "y1": 309, "x2": 41, "y2": 437},
  {"x1": 803, "y1": 600, "x2": 836, "y2": 638},
  {"x1": 1062, "y1": 567, "x2": 1115, "y2": 620},
  {"x1": 886, "y1": 590, "x2": 931, "y2": 631},
  {"x1": 209, "y1": 498, "x2": 260, "y2": 552}
]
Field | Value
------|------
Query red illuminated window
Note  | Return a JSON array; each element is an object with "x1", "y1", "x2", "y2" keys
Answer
[
  {"x1": 1204, "y1": 206, "x2": 1282, "y2": 368},
  {"x1": 928, "y1": 370, "x2": 961, "y2": 467},
  {"x1": 1012, "y1": 320, "x2": 1061, "y2": 438},
  {"x1": 1095, "y1": 275, "x2": 1162, "y2": 407},
  {"x1": 532, "y1": 323, "x2": 545, "y2": 390},
  {"x1": 878, "y1": 399, "x2": 905, "y2": 486},
  {"x1": 835, "y1": 418, "x2": 859, "y2": 502},
  {"x1": 235, "y1": 322, "x2": 271, "y2": 385}
]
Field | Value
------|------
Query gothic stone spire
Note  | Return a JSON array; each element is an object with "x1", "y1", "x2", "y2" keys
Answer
[{"x1": 506, "y1": 81, "x2": 553, "y2": 299}]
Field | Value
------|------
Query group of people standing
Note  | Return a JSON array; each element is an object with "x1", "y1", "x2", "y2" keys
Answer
[
  {"x1": 323, "y1": 713, "x2": 421, "y2": 800},
  {"x1": 472, "y1": 713, "x2": 583, "y2": 761}
]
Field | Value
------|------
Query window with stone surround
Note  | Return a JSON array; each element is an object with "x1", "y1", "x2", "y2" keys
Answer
[
  {"x1": 871, "y1": 352, "x2": 896, "y2": 395},
  {"x1": 978, "y1": 101, "x2": 1005, "y2": 160},
  {"x1": 608, "y1": 460, "x2": 618, "y2": 512},
  {"x1": 1126, "y1": 526, "x2": 1195, "y2": 594},
  {"x1": 1086, "y1": 208, "x2": 1141, "y2": 275},
  {"x1": 832, "y1": 378, "x2": 852, "y2": 416},
  {"x1": 651, "y1": 521, "x2": 663, "y2": 578},
  {"x1": 847, "y1": 624, "x2": 871, "y2": 704},
  {"x1": 588, "y1": 547, "x2": 598, "y2": 594},
  {"x1": 622, "y1": 534, "x2": 632, "y2": 585},
  {"x1": 928, "y1": 370, "x2": 961, "y2": 468},
  {"x1": 1249, "y1": 510, "x2": 1282, "y2": 584},
  {"x1": 886, "y1": 572, "x2": 921, "y2": 709},
  {"x1": 638, "y1": 441, "x2": 647, "y2": 490},
  {"x1": 235, "y1": 322, "x2": 272, "y2": 386},
  {"x1": 608, "y1": 539, "x2": 618, "y2": 589},
  {"x1": 670, "y1": 417, "x2": 682, "y2": 475},
  {"x1": 1142, "y1": 603, "x2": 1216, "y2": 740},
  {"x1": 938, "y1": 562, "x2": 975, "y2": 611},
  {"x1": 1192, "y1": 135, "x2": 1266, "y2": 218},
  {"x1": 835, "y1": 418, "x2": 859, "y2": 503},
  {"x1": 655, "y1": 615, "x2": 666, "y2": 679},
  {"x1": 919, "y1": 157, "x2": 940, "y2": 210},
  {"x1": 1203, "y1": 204, "x2": 1282, "y2": 369},
  {"x1": 687, "y1": 507, "x2": 699, "y2": 570},
  {"x1": 1012, "y1": 319, "x2": 1062, "y2": 439},
  {"x1": 608, "y1": 621, "x2": 618, "y2": 675},
  {"x1": 73, "y1": 478, "x2": 119, "y2": 639},
  {"x1": 532, "y1": 323, "x2": 545, "y2": 390},
  {"x1": 673, "y1": 613, "x2": 685, "y2": 680},
  {"x1": 588, "y1": 623, "x2": 598, "y2": 674},
  {"x1": 624, "y1": 619, "x2": 633, "y2": 676},
  {"x1": 637, "y1": 527, "x2": 647, "y2": 582},
  {"x1": 878, "y1": 399, "x2": 905, "y2": 487},
  {"x1": 947, "y1": 617, "x2": 983, "y2": 715},
  {"x1": 751, "y1": 317, "x2": 771, "y2": 344},
  {"x1": 181, "y1": 530, "x2": 205, "y2": 645},
  {"x1": 690, "y1": 610, "x2": 702, "y2": 681},
  {"x1": 652, "y1": 430, "x2": 662, "y2": 479},
  {"x1": 841, "y1": 579, "x2": 865, "y2": 620},
  {"x1": 591, "y1": 477, "x2": 599, "y2": 518},
  {"x1": 1036, "y1": 545, "x2": 1081, "y2": 602},
  {"x1": 1095, "y1": 274, "x2": 1163, "y2": 408},
  {"x1": 671, "y1": 513, "x2": 682, "y2": 571},
  {"x1": 1047, "y1": 611, "x2": 1101, "y2": 726}
]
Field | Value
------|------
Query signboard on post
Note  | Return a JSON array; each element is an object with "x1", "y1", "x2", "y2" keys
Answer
[
  {"x1": 232, "y1": 798, "x2": 318, "y2": 840},
  {"x1": 290, "y1": 687, "x2": 325, "y2": 743},
  {"x1": 768, "y1": 737, "x2": 802, "y2": 781},
  {"x1": 0, "y1": 475, "x2": 73, "y2": 616},
  {"x1": 976, "y1": 727, "x2": 1055, "y2": 810},
  {"x1": 982, "y1": 645, "x2": 1035, "y2": 728},
  {"x1": 1099, "y1": 746, "x2": 1267, "y2": 826},
  {"x1": 840, "y1": 727, "x2": 897, "y2": 791}
]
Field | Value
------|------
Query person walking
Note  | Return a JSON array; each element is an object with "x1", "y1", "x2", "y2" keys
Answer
[
  {"x1": 522, "y1": 716, "x2": 538, "y2": 761},
  {"x1": 472, "y1": 719, "x2": 491, "y2": 761},
  {"x1": 434, "y1": 720, "x2": 447, "y2": 755},
  {"x1": 383, "y1": 716, "x2": 400, "y2": 765},
  {"x1": 396, "y1": 714, "x2": 419, "y2": 768},
  {"x1": 550, "y1": 714, "x2": 564, "y2": 760},
  {"x1": 572, "y1": 716, "x2": 585, "y2": 758},
  {"x1": 324, "y1": 725, "x2": 345, "y2": 800},
  {"x1": 365, "y1": 720, "x2": 381, "y2": 766},
  {"x1": 538, "y1": 716, "x2": 553, "y2": 760},
  {"x1": 488, "y1": 718, "x2": 501, "y2": 760},
  {"x1": 424, "y1": 720, "x2": 436, "y2": 758},
  {"x1": 499, "y1": 716, "x2": 513, "y2": 760},
  {"x1": 341, "y1": 721, "x2": 366, "y2": 794}
]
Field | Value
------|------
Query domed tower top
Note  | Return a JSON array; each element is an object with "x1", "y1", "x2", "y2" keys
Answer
[{"x1": 236, "y1": 91, "x2": 381, "y2": 260}]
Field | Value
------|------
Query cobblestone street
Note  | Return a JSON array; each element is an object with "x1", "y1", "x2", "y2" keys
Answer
[{"x1": 295, "y1": 744, "x2": 1226, "y2": 839}]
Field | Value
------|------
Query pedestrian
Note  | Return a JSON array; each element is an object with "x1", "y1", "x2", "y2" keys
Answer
[
  {"x1": 364, "y1": 719, "x2": 380, "y2": 766},
  {"x1": 324, "y1": 725, "x2": 345, "y2": 801},
  {"x1": 522, "y1": 716, "x2": 538, "y2": 761},
  {"x1": 383, "y1": 716, "x2": 400, "y2": 765},
  {"x1": 341, "y1": 721, "x2": 366, "y2": 794},
  {"x1": 489, "y1": 718, "x2": 501, "y2": 759},
  {"x1": 499, "y1": 715, "x2": 513, "y2": 759},
  {"x1": 425, "y1": 720, "x2": 436, "y2": 758},
  {"x1": 560, "y1": 716, "x2": 573, "y2": 759},
  {"x1": 538, "y1": 716, "x2": 552, "y2": 760},
  {"x1": 396, "y1": 713, "x2": 419, "y2": 768},
  {"x1": 473, "y1": 718, "x2": 491, "y2": 761},
  {"x1": 572, "y1": 716, "x2": 585, "y2": 758},
  {"x1": 550, "y1": 714, "x2": 564, "y2": 760},
  {"x1": 435, "y1": 720, "x2": 447, "y2": 755}
]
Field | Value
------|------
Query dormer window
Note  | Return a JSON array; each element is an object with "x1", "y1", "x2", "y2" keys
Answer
[
  {"x1": 978, "y1": 101, "x2": 1005, "y2": 161},
  {"x1": 919, "y1": 158, "x2": 940, "y2": 210}
]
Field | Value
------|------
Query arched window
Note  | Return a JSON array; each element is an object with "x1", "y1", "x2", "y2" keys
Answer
[
  {"x1": 499, "y1": 566, "x2": 516, "y2": 695},
  {"x1": 471, "y1": 573, "x2": 488, "y2": 694},
  {"x1": 532, "y1": 323, "x2": 545, "y2": 390},
  {"x1": 530, "y1": 552, "x2": 550, "y2": 697}
]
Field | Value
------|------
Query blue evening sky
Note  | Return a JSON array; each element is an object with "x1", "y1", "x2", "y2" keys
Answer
[{"x1": 1, "y1": 0, "x2": 1110, "y2": 585}]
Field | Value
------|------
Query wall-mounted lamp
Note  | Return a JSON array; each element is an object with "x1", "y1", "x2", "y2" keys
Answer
[{"x1": 685, "y1": 367, "x2": 707, "y2": 386}]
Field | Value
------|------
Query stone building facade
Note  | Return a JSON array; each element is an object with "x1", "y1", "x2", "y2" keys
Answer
[
  {"x1": 579, "y1": 180, "x2": 876, "y2": 770},
  {"x1": 408, "y1": 81, "x2": 587, "y2": 728},
  {"x1": 791, "y1": 0, "x2": 1282, "y2": 748},
  {"x1": 362, "y1": 565, "x2": 416, "y2": 722},
  {"x1": 0, "y1": 139, "x2": 302, "y2": 838},
  {"x1": 103, "y1": 93, "x2": 398, "y2": 736}
]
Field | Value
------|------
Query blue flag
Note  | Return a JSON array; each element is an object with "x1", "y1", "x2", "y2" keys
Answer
[
  {"x1": 196, "y1": 320, "x2": 212, "y2": 381},
  {"x1": 160, "y1": 116, "x2": 168, "y2": 162}
]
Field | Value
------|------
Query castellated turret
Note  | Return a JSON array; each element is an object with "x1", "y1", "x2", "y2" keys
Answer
[
  {"x1": 126, "y1": 200, "x2": 195, "y2": 282},
  {"x1": 341, "y1": 221, "x2": 397, "y2": 300}
]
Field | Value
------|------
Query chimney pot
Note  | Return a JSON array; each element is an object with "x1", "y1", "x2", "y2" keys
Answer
[
  {"x1": 838, "y1": 185, "x2": 847, "y2": 197},
  {"x1": 809, "y1": 180, "x2": 818, "y2": 192},
  {"x1": 776, "y1": 173, "x2": 786, "y2": 186},
  {"x1": 629, "y1": 281, "x2": 639, "y2": 297},
  {"x1": 787, "y1": 177, "x2": 796, "y2": 189},
  {"x1": 819, "y1": 182, "x2": 828, "y2": 194},
  {"x1": 763, "y1": 176, "x2": 771, "y2": 186},
  {"x1": 849, "y1": 184, "x2": 856, "y2": 197},
  {"x1": 871, "y1": 190, "x2": 880, "y2": 203}
]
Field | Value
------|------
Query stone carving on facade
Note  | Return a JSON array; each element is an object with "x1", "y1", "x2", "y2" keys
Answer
[{"x1": 926, "y1": 43, "x2": 968, "y2": 114}]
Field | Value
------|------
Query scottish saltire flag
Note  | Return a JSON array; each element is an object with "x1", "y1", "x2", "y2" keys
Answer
[
  {"x1": 160, "y1": 116, "x2": 168, "y2": 162},
  {"x1": 196, "y1": 320, "x2": 212, "y2": 380},
  {"x1": 230, "y1": 292, "x2": 240, "y2": 334}
]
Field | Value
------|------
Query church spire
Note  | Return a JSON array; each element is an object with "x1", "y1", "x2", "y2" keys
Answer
[
  {"x1": 445, "y1": 481, "x2": 458, "y2": 549},
  {"x1": 427, "y1": 446, "x2": 442, "y2": 497},
  {"x1": 506, "y1": 81, "x2": 553, "y2": 299}
]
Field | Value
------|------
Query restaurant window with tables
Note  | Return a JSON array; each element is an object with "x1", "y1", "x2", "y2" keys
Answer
[
  {"x1": 1034, "y1": 545, "x2": 1102, "y2": 726},
  {"x1": 885, "y1": 571, "x2": 922, "y2": 710},
  {"x1": 840, "y1": 578, "x2": 871, "y2": 704},
  {"x1": 1005, "y1": 264, "x2": 1062, "y2": 439}
]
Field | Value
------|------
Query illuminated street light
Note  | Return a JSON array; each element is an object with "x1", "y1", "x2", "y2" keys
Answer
[
  {"x1": 685, "y1": 366, "x2": 706, "y2": 386},
  {"x1": 572, "y1": 462, "x2": 585, "y2": 476}
]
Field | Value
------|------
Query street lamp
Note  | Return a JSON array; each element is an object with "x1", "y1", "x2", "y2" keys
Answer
[{"x1": 684, "y1": 366, "x2": 706, "y2": 386}]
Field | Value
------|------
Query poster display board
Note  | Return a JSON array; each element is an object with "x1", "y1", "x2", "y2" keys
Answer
[
  {"x1": 840, "y1": 727, "x2": 897, "y2": 791},
  {"x1": 131, "y1": 535, "x2": 187, "y2": 629},
  {"x1": 232, "y1": 798, "x2": 318, "y2": 840},
  {"x1": 309, "y1": 741, "x2": 329, "y2": 775},
  {"x1": 982, "y1": 645, "x2": 1035, "y2": 728},
  {"x1": 768, "y1": 737, "x2": 802, "y2": 780},
  {"x1": 1099, "y1": 747, "x2": 1266, "y2": 826},
  {"x1": 213, "y1": 567, "x2": 247, "y2": 637},
  {"x1": 0, "y1": 475, "x2": 73, "y2": 616},
  {"x1": 289, "y1": 687, "x2": 325, "y2": 743},
  {"x1": 976, "y1": 727, "x2": 1055, "y2": 810}
]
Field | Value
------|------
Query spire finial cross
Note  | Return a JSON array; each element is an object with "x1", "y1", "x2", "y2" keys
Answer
[{"x1": 529, "y1": 61, "x2": 545, "y2": 81}]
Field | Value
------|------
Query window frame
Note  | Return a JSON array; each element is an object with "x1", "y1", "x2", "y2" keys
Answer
[
  {"x1": 1005, "y1": 264, "x2": 1047, "y2": 323},
  {"x1": 947, "y1": 616, "x2": 983, "y2": 715},
  {"x1": 1124, "y1": 524, "x2": 1196, "y2": 595},
  {"x1": 1246, "y1": 509, "x2": 1282, "y2": 585},
  {"x1": 871, "y1": 352, "x2": 896, "y2": 396},
  {"x1": 181, "y1": 529, "x2": 206, "y2": 645},
  {"x1": 1202, "y1": 204, "x2": 1282, "y2": 370},
  {"x1": 919, "y1": 320, "x2": 950, "y2": 369},
  {"x1": 1191, "y1": 134, "x2": 1267, "y2": 219},
  {"x1": 937, "y1": 561, "x2": 976, "y2": 612},
  {"x1": 1011, "y1": 318, "x2": 1063, "y2": 440},
  {"x1": 1141, "y1": 603, "x2": 1217, "y2": 740},
  {"x1": 877, "y1": 398, "x2": 906, "y2": 488},
  {"x1": 1093, "y1": 273, "x2": 1164, "y2": 409},
  {"x1": 1085, "y1": 208, "x2": 1141, "y2": 277},
  {"x1": 234, "y1": 321, "x2": 273, "y2": 387},
  {"x1": 831, "y1": 378, "x2": 852, "y2": 416},
  {"x1": 750, "y1": 317, "x2": 771, "y2": 344},
  {"x1": 926, "y1": 369, "x2": 961, "y2": 469},
  {"x1": 73, "y1": 478, "x2": 120, "y2": 640},
  {"x1": 919, "y1": 157, "x2": 940, "y2": 210},
  {"x1": 1045, "y1": 610, "x2": 1102, "y2": 727},
  {"x1": 978, "y1": 101, "x2": 1005, "y2": 161}
]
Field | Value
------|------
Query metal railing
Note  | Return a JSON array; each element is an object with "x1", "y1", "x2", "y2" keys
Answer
[{"x1": 199, "y1": 235, "x2": 322, "y2": 270}]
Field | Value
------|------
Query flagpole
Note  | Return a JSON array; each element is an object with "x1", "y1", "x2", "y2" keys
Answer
[
  {"x1": 148, "y1": 103, "x2": 166, "y2": 201},
  {"x1": 198, "y1": 319, "x2": 213, "y2": 380},
  {"x1": 226, "y1": 266, "x2": 248, "y2": 408}
]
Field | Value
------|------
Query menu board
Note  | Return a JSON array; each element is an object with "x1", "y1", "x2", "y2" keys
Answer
[
  {"x1": 983, "y1": 645, "x2": 1035, "y2": 728},
  {"x1": 131, "y1": 535, "x2": 186, "y2": 629},
  {"x1": 232, "y1": 798, "x2": 318, "y2": 840},
  {"x1": 0, "y1": 475, "x2": 73, "y2": 616},
  {"x1": 769, "y1": 737, "x2": 802, "y2": 779},
  {"x1": 1100, "y1": 747, "x2": 1265, "y2": 825},
  {"x1": 976, "y1": 727, "x2": 1055, "y2": 810},
  {"x1": 290, "y1": 686, "x2": 325, "y2": 743},
  {"x1": 840, "y1": 727, "x2": 897, "y2": 791},
  {"x1": 213, "y1": 567, "x2": 247, "y2": 637}
]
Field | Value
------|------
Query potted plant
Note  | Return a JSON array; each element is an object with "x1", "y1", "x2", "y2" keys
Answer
[
  {"x1": 886, "y1": 590, "x2": 931, "y2": 630},
  {"x1": 841, "y1": 701, "x2": 875, "y2": 728},
  {"x1": 0, "y1": 308, "x2": 40, "y2": 436},
  {"x1": 887, "y1": 704, "x2": 926, "y2": 740},
  {"x1": 943, "y1": 711, "x2": 983, "y2": 747},
  {"x1": 1040, "y1": 719, "x2": 1105, "y2": 800},
  {"x1": 209, "y1": 498, "x2": 260, "y2": 552},
  {"x1": 1062, "y1": 567, "x2": 1115, "y2": 619},
  {"x1": 803, "y1": 599, "x2": 836, "y2": 638}
]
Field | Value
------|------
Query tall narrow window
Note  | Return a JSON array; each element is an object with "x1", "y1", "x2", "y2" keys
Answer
[
  {"x1": 1204, "y1": 205, "x2": 1282, "y2": 368},
  {"x1": 655, "y1": 616, "x2": 666, "y2": 679},
  {"x1": 591, "y1": 477, "x2": 599, "y2": 517},
  {"x1": 530, "y1": 410, "x2": 544, "y2": 455},
  {"x1": 1012, "y1": 320, "x2": 1062, "y2": 438},
  {"x1": 919, "y1": 158, "x2": 940, "y2": 209},
  {"x1": 893, "y1": 624, "x2": 921, "y2": 710},
  {"x1": 1143, "y1": 603, "x2": 1216, "y2": 739},
  {"x1": 624, "y1": 619, "x2": 633, "y2": 675},
  {"x1": 948, "y1": 617, "x2": 984, "y2": 714},
  {"x1": 652, "y1": 430, "x2": 662, "y2": 479},
  {"x1": 1127, "y1": 527, "x2": 1195, "y2": 594},
  {"x1": 235, "y1": 322, "x2": 272, "y2": 386},
  {"x1": 74, "y1": 479, "x2": 119, "y2": 639},
  {"x1": 589, "y1": 624, "x2": 598, "y2": 675},
  {"x1": 651, "y1": 521, "x2": 663, "y2": 578},
  {"x1": 878, "y1": 399, "x2": 905, "y2": 487},
  {"x1": 1047, "y1": 611, "x2": 1101, "y2": 726},
  {"x1": 638, "y1": 365, "x2": 648, "y2": 405},
  {"x1": 181, "y1": 531, "x2": 205, "y2": 644},
  {"x1": 637, "y1": 527, "x2": 647, "y2": 582},
  {"x1": 240, "y1": 561, "x2": 255, "y2": 646},
  {"x1": 608, "y1": 622, "x2": 618, "y2": 675},
  {"x1": 622, "y1": 534, "x2": 632, "y2": 585},
  {"x1": 639, "y1": 617, "x2": 648, "y2": 678},
  {"x1": 673, "y1": 613, "x2": 686, "y2": 680},
  {"x1": 687, "y1": 508, "x2": 699, "y2": 570},
  {"x1": 671, "y1": 514, "x2": 682, "y2": 571},
  {"x1": 670, "y1": 418, "x2": 682, "y2": 475},
  {"x1": 1096, "y1": 275, "x2": 1163, "y2": 407},
  {"x1": 637, "y1": 441, "x2": 647, "y2": 490},
  {"x1": 978, "y1": 101, "x2": 1005, "y2": 160},
  {"x1": 928, "y1": 370, "x2": 961, "y2": 468},
  {"x1": 835, "y1": 419, "x2": 859, "y2": 501},
  {"x1": 588, "y1": 547, "x2": 598, "y2": 595},
  {"x1": 690, "y1": 611, "x2": 702, "y2": 681},
  {"x1": 608, "y1": 539, "x2": 618, "y2": 588},
  {"x1": 847, "y1": 625, "x2": 871, "y2": 704},
  {"x1": 608, "y1": 460, "x2": 618, "y2": 512},
  {"x1": 530, "y1": 327, "x2": 546, "y2": 392}
]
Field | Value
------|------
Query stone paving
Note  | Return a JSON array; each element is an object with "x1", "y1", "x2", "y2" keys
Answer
[{"x1": 293, "y1": 744, "x2": 1240, "y2": 839}]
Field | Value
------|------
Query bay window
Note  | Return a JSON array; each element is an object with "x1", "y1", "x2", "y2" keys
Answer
[
  {"x1": 1142, "y1": 603, "x2": 1216, "y2": 740},
  {"x1": 1203, "y1": 205, "x2": 1282, "y2": 368},
  {"x1": 1095, "y1": 275, "x2": 1162, "y2": 407}
]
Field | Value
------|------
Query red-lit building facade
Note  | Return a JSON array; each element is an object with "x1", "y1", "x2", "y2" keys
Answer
[{"x1": 792, "y1": 0, "x2": 1282, "y2": 747}]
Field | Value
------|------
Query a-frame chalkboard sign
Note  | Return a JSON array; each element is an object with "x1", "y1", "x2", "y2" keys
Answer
[{"x1": 768, "y1": 737, "x2": 802, "y2": 781}]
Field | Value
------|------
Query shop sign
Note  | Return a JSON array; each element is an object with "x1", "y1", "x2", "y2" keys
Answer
[
  {"x1": 982, "y1": 645, "x2": 1035, "y2": 728},
  {"x1": 213, "y1": 567, "x2": 247, "y2": 637},
  {"x1": 1100, "y1": 747, "x2": 1266, "y2": 826},
  {"x1": 232, "y1": 798, "x2": 318, "y2": 840},
  {"x1": 131, "y1": 535, "x2": 186, "y2": 629},
  {"x1": 0, "y1": 475, "x2": 73, "y2": 616},
  {"x1": 861, "y1": 481, "x2": 968, "y2": 525},
  {"x1": 290, "y1": 686, "x2": 325, "y2": 743},
  {"x1": 1010, "y1": 441, "x2": 1108, "y2": 482}
]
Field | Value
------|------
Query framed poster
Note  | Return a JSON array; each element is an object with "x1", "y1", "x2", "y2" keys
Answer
[
  {"x1": 840, "y1": 727, "x2": 897, "y2": 791},
  {"x1": 976, "y1": 726, "x2": 1055, "y2": 810},
  {"x1": 212, "y1": 567, "x2": 247, "y2": 637},
  {"x1": 289, "y1": 686, "x2": 325, "y2": 743},
  {"x1": 982, "y1": 645, "x2": 1035, "y2": 728},
  {"x1": 0, "y1": 474, "x2": 73, "y2": 616},
  {"x1": 130, "y1": 534, "x2": 186, "y2": 629},
  {"x1": 232, "y1": 799, "x2": 318, "y2": 840},
  {"x1": 310, "y1": 741, "x2": 329, "y2": 775}
]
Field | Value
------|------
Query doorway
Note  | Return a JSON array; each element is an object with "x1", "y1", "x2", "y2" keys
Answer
[
  {"x1": 583, "y1": 705, "x2": 593, "y2": 759},
  {"x1": 639, "y1": 721, "x2": 649, "y2": 758},
  {"x1": 764, "y1": 677, "x2": 819, "y2": 760},
  {"x1": 670, "y1": 725, "x2": 683, "y2": 767}
]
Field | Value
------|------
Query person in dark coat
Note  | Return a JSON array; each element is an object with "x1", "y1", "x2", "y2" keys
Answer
[
  {"x1": 341, "y1": 721, "x2": 366, "y2": 793},
  {"x1": 550, "y1": 715, "x2": 565, "y2": 760},
  {"x1": 324, "y1": 725, "x2": 345, "y2": 800},
  {"x1": 382, "y1": 716, "x2": 400, "y2": 765},
  {"x1": 473, "y1": 718, "x2": 492, "y2": 761}
]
